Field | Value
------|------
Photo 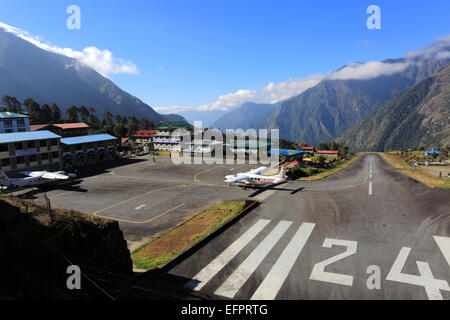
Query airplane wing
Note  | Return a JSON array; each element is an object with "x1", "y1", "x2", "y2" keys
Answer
[
  {"x1": 20, "y1": 171, "x2": 46, "y2": 178},
  {"x1": 247, "y1": 166, "x2": 267, "y2": 175},
  {"x1": 41, "y1": 172, "x2": 70, "y2": 180}
]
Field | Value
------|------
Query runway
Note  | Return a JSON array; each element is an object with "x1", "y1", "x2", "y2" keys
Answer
[{"x1": 167, "y1": 153, "x2": 450, "y2": 300}]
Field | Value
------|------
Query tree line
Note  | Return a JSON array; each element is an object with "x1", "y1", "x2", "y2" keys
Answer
[{"x1": 1, "y1": 95, "x2": 157, "y2": 138}]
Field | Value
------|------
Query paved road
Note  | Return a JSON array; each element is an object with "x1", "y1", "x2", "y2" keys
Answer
[{"x1": 167, "y1": 153, "x2": 450, "y2": 300}]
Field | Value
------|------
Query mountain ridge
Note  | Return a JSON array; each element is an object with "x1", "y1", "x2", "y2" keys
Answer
[
  {"x1": 338, "y1": 62, "x2": 450, "y2": 151},
  {"x1": 0, "y1": 28, "x2": 171, "y2": 122}
]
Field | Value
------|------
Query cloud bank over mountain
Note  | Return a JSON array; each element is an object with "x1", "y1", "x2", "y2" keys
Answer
[
  {"x1": 156, "y1": 34, "x2": 450, "y2": 116},
  {"x1": 0, "y1": 21, "x2": 138, "y2": 77}
]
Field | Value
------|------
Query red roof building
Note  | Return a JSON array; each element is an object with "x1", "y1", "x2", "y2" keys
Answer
[
  {"x1": 130, "y1": 130, "x2": 156, "y2": 145},
  {"x1": 301, "y1": 146, "x2": 314, "y2": 151},
  {"x1": 280, "y1": 160, "x2": 300, "y2": 168},
  {"x1": 315, "y1": 150, "x2": 339, "y2": 157},
  {"x1": 30, "y1": 123, "x2": 90, "y2": 137},
  {"x1": 131, "y1": 130, "x2": 157, "y2": 138}
]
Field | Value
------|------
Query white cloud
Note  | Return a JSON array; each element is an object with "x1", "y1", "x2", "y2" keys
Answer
[
  {"x1": 156, "y1": 61, "x2": 409, "y2": 114},
  {"x1": 327, "y1": 61, "x2": 410, "y2": 80},
  {"x1": 0, "y1": 21, "x2": 138, "y2": 77},
  {"x1": 406, "y1": 34, "x2": 450, "y2": 60}
]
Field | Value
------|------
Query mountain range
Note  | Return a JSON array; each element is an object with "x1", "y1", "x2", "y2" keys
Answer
[
  {"x1": 212, "y1": 57, "x2": 450, "y2": 146},
  {"x1": 211, "y1": 102, "x2": 278, "y2": 130},
  {"x1": 338, "y1": 62, "x2": 450, "y2": 151},
  {"x1": 0, "y1": 28, "x2": 184, "y2": 123}
]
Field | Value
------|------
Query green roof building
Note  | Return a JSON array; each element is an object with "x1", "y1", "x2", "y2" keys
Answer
[
  {"x1": 0, "y1": 112, "x2": 30, "y2": 133},
  {"x1": 157, "y1": 121, "x2": 192, "y2": 130}
]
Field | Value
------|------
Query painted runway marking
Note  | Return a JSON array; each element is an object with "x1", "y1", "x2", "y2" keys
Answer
[
  {"x1": 184, "y1": 219, "x2": 271, "y2": 291},
  {"x1": 255, "y1": 189, "x2": 277, "y2": 201},
  {"x1": 369, "y1": 181, "x2": 373, "y2": 195},
  {"x1": 309, "y1": 238, "x2": 357, "y2": 287},
  {"x1": 433, "y1": 236, "x2": 450, "y2": 266},
  {"x1": 386, "y1": 247, "x2": 450, "y2": 300},
  {"x1": 251, "y1": 223, "x2": 316, "y2": 300},
  {"x1": 135, "y1": 204, "x2": 147, "y2": 210},
  {"x1": 215, "y1": 220, "x2": 292, "y2": 298},
  {"x1": 94, "y1": 202, "x2": 185, "y2": 224}
]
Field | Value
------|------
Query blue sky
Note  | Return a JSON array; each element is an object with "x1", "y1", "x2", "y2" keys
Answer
[{"x1": 0, "y1": 0, "x2": 449, "y2": 122}]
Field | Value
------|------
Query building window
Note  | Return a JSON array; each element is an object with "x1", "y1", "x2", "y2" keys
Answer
[
  {"x1": 4, "y1": 120, "x2": 13, "y2": 127},
  {"x1": 40, "y1": 140, "x2": 47, "y2": 148},
  {"x1": 63, "y1": 146, "x2": 70, "y2": 153},
  {"x1": 76, "y1": 144, "x2": 82, "y2": 151},
  {"x1": 41, "y1": 153, "x2": 49, "y2": 161},
  {"x1": 15, "y1": 142, "x2": 23, "y2": 150},
  {"x1": 52, "y1": 151, "x2": 59, "y2": 159},
  {"x1": 16, "y1": 119, "x2": 25, "y2": 126},
  {"x1": 1, "y1": 158, "x2": 10, "y2": 166},
  {"x1": 5, "y1": 129, "x2": 13, "y2": 133},
  {"x1": 16, "y1": 156, "x2": 25, "y2": 164},
  {"x1": 18, "y1": 128, "x2": 26, "y2": 132},
  {"x1": 0, "y1": 144, "x2": 8, "y2": 152},
  {"x1": 30, "y1": 155, "x2": 37, "y2": 162},
  {"x1": 28, "y1": 141, "x2": 35, "y2": 149},
  {"x1": 51, "y1": 139, "x2": 58, "y2": 146}
]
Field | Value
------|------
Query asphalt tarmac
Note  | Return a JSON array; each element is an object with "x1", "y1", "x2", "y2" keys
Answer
[
  {"x1": 29, "y1": 155, "x2": 260, "y2": 251},
  {"x1": 166, "y1": 153, "x2": 450, "y2": 300}
]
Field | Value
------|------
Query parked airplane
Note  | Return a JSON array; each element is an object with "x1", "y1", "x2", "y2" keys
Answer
[
  {"x1": 224, "y1": 166, "x2": 287, "y2": 190},
  {"x1": 0, "y1": 170, "x2": 76, "y2": 190}
]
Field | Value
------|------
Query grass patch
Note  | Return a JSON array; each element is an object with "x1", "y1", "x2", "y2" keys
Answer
[
  {"x1": 297, "y1": 153, "x2": 363, "y2": 181},
  {"x1": 131, "y1": 201, "x2": 250, "y2": 270},
  {"x1": 380, "y1": 152, "x2": 450, "y2": 189}
]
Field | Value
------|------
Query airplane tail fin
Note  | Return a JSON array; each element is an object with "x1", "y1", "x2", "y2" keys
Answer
[{"x1": 276, "y1": 166, "x2": 287, "y2": 179}]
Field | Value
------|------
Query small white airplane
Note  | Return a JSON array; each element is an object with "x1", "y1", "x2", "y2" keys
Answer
[
  {"x1": 225, "y1": 166, "x2": 287, "y2": 190},
  {"x1": 0, "y1": 170, "x2": 76, "y2": 190}
]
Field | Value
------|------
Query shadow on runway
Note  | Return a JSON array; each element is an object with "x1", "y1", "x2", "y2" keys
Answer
[
  {"x1": 247, "y1": 183, "x2": 305, "y2": 198},
  {"x1": 11, "y1": 180, "x2": 88, "y2": 200},
  {"x1": 119, "y1": 269, "x2": 207, "y2": 300}
]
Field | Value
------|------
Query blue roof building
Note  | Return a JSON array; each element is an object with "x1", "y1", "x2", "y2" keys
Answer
[
  {"x1": 60, "y1": 134, "x2": 117, "y2": 145},
  {"x1": 0, "y1": 130, "x2": 62, "y2": 173},
  {"x1": 0, "y1": 130, "x2": 61, "y2": 144},
  {"x1": 60, "y1": 134, "x2": 119, "y2": 168}
]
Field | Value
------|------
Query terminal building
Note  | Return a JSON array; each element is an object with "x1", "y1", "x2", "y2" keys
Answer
[
  {"x1": 0, "y1": 112, "x2": 31, "y2": 133},
  {"x1": 0, "y1": 131, "x2": 62, "y2": 173},
  {"x1": 130, "y1": 130, "x2": 156, "y2": 150},
  {"x1": 60, "y1": 134, "x2": 119, "y2": 169},
  {"x1": 153, "y1": 121, "x2": 192, "y2": 151}
]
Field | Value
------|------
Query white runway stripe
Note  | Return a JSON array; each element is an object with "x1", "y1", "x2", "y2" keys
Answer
[
  {"x1": 214, "y1": 220, "x2": 292, "y2": 298},
  {"x1": 369, "y1": 181, "x2": 373, "y2": 195},
  {"x1": 251, "y1": 223, "x2": 315, "y2": 300},
  {"x1": 434, "y1": 236, "x2": 450, "y2": 266},
  {"x1": 183, "y1": 219, "x2": 271, "y2": 291}
]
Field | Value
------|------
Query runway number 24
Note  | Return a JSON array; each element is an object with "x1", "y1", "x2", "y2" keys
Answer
[{"x1": 308, "y1": 235, "x2": 450, "y2": 300}]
